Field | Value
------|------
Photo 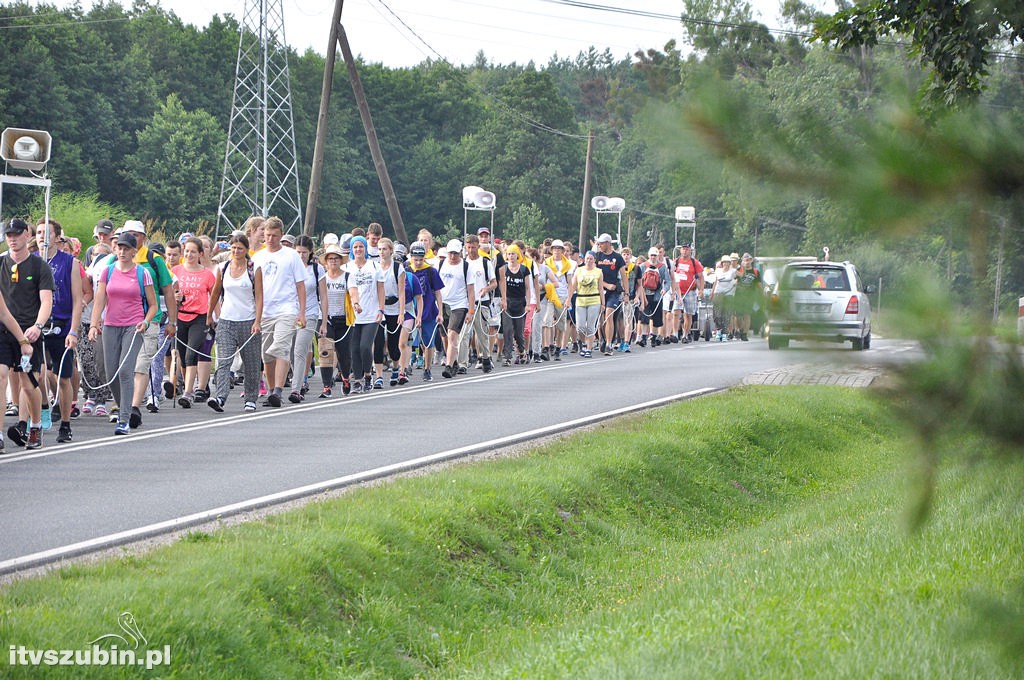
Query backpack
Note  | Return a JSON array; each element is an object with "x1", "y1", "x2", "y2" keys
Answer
[
  {"x1": 642, "y1": 263, "x2": 661, "y2": 291},
  {"x1": 105, "y1": 263, "x2": 149, "y2": 313}
]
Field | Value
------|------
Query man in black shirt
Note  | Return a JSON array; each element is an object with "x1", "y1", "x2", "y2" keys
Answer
[
  {"x1": 593, "y1": 233, "x2": 628, "y2": 356},
  {"x1": 0, "y1": 218, "x2": 55, "y2": 450}
]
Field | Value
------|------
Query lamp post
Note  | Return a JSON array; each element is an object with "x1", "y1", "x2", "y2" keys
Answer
[{"x1": 462, "y1": 185, "x2": 495, "y2": 243}]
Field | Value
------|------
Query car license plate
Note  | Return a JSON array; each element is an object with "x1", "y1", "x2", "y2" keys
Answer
[{"x1": 797, "y1": 303, "x2": 831, "y2": 314}]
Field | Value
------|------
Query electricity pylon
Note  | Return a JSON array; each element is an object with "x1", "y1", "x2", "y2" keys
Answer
[{"x1": 217, "y1": 0, "x2": 303, "y2": 236}]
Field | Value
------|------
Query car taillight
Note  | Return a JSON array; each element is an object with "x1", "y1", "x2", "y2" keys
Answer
[{"x1": 845, "y1": 297, "x2": 859, "y2": 315}]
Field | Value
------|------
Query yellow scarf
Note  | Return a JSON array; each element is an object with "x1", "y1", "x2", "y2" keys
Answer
[{"x1": 545, "y1": 255, "x2": 573, "y2": 278}]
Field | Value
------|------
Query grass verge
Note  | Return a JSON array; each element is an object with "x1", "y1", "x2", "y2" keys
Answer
[{"x1": 0, "y1": 386, "x2": 1020, "y2": 678}]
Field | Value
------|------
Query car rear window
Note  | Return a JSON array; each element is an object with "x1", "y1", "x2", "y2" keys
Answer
[{"x1": 783, "y1": 267, "x2": 850, "y2": 291}]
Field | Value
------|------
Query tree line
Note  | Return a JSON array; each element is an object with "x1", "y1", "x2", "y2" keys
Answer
[{"x1": 0, "y1": 0, "x2": 1022, "y2": 314}]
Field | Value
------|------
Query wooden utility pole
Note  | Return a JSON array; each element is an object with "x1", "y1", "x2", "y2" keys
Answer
[
  {"x1": 578, "y1": 129, "x2": 594, "y2": 250},
  {"x1": 302, "y1": 0, "x2": 344, "y2": 236},
  {"x1": 303, "y1": 0, "x2": 408, "y2": 243}
]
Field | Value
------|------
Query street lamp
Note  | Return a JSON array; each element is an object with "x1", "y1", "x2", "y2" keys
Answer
[
  {"x1": 591, "y1": 195, "x2": 625, "y2": 246},
  {"x1": 462, "y1": 185, "x2": 495, "y2": 243},
  {"x1": 0, "y1": 127, "x2": 53, "y2": 248}
]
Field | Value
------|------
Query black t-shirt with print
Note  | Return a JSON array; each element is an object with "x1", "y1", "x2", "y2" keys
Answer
[
  {"x1": 0, "y1": 253, "x2": 55, "y2": 329},
  {"x1": 594, "y1": 250, "x2": 626, "y2": 292}
]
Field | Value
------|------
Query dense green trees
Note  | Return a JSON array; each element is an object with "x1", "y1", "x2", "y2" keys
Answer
[{"x1": 0, "y1": 0, "x2": 1022, "y2": 317}]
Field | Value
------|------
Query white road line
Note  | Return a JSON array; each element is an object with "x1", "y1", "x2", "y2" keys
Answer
[
  {"x1": 0, "y1": 357, "x2": 614, "y2": 464},
  {"x1": 0, "y1": 387, "x2": 716, "y2": 573}
]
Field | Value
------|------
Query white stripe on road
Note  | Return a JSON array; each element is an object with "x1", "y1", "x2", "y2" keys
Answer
[{"x1": 0, "y1": 387, "x2": 716, "y2": 574}]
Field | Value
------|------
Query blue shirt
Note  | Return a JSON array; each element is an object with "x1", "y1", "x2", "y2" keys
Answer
[{"x1": 43, "y1": 250, "x2": 76, "y2": 322}]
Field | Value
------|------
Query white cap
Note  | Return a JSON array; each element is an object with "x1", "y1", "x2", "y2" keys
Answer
[
  {"x1": 648, "y1": 248, "x2": 659, "y2": 256},
  {"x1": 323, "y1": 233, "x2": 339, "y2": 246},
  {"x1": 596, "y1": 233, "x2": 612, "y2": 243},
  {"x1": 122, "y1": 220, "x2": 146, "y2": 235},
  {"x1": 446, "y1": 239, "x2": 462, "y2": 252},
  {"x1": 551, "y1": 239, "x2": 565, "y2": 248}
]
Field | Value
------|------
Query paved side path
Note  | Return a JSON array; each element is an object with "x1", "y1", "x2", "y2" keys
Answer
[{"x1": 743, "y1": 364, "x2": 882, "y2": 388}]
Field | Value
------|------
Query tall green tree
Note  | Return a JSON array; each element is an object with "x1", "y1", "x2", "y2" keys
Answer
[{"x1": 121, "y1": 94, "x2": 224, "y2": 228}]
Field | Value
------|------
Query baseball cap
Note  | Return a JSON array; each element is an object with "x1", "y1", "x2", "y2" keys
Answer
[
  {"x1": 648, "y1": 248, "x2": 659, "y2": 256},
  {"x1": 410, "y1": 242, "x2": 426, "y2": 256},
  {"x1": 477, "y1": 227, "x2": 490, "y2": 235},
  {"x1": 551, "y1": 239, "x2": 565, "y2": 248},
  {"x1": 116, "y1": 233, "x2": 138, "y2": 249},
  {"x1": 95, "y1": 219, "x2": 114, "y2": 235},
  {"x1": 4, "y1": 218, "x2": 29, "y2": 235},
  {"x1": 122, "y1": 220, "x2": 146, "y2": 235},
  {"x1": 281, "y1": 233, "x2": 296, "y2": 245},
  {"x1": 323, "y1": 233, "x2": 339, "y2": 246},
  {"x1": 339, "y1": 233, "x2": 353, "y2": 254},
  {"x1": 596, "y1": 233, "x2": 612, "y2": 243},
  {"x1": 446, "y1": 239, "x2": 462, "y2": 253}
]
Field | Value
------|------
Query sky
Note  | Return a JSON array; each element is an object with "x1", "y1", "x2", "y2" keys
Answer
[{"x1": 36, "y1": 0, "x2": 834, "y2": 68}]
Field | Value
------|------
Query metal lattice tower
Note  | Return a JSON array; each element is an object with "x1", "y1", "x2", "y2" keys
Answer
[{"x1": 217, "y1": 0, "x2": 303, "y2": 236}]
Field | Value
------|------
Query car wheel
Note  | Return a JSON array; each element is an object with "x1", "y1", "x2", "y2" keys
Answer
[
  {"x1": 768, "y1": 334, "x2": 788, "y2": 350},
  {"x1": 863, "y1": 332, "x2": 871, "y2": 349},
  {"x1": 852, "y1": 335, "x2": 864, "y2": 351}
]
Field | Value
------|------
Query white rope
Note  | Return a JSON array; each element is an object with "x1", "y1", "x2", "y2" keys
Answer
[{"x1": 79, "y1": 328, "x2": 142, "y2": 392}]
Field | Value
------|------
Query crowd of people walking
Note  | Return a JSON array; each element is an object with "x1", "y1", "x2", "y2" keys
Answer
[{"x1": 0, "y1": 215, "x2": 763, "y2": 449}]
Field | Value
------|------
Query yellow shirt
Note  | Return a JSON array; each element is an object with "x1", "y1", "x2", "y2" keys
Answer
[{"x1": 575, "y1": 268, "x2": 602, "y2": 307}]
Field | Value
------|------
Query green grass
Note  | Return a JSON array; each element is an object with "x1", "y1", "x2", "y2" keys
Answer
[{"x1": 0, "y1": 387, "x2": 1020, "y2": 678}]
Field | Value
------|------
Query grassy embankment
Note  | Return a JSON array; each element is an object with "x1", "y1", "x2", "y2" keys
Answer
[{"x1": 1, "y1": 386, "x2": 1020, "y2": 678}]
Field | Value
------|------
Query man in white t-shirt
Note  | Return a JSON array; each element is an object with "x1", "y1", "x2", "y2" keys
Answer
[
  {"x1": 251, "y1": 217, "x2": 306, "y2": 407},
  {"x1": 458, "y1": 234, "x2": 496, "y2": 374},
  {"x1": 437, "y1": 239, "x2": 475, "y2": 379}
]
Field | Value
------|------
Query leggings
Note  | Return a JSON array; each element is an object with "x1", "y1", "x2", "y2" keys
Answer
[
  {"x1": 575, "y1": 304, "x2": 601, "y2": 338},
  {"x1": 176, "y1": 315, "x2": 208, "y2": 367},
  {"x1": 102, "y1": 325, "x2": 143, "y2": 424},
  {"x1": 373, "y1": 314, "x2": 401, "y2": 365},
  {"x1": 350, "y1": 323, "x2": 376, "y2": 379},
  {"x1": 502, "y1": 299, "x2": 528, "y2": 359},
  {"x1": 319, "y1": 315, "x2": 352, "y2": 388},
  {"x1": 78, "y1": 322, "x2": 112, "y2": 403},
  {"x1": 291, "y1": 316, "x2": 319, "y2": 384}
]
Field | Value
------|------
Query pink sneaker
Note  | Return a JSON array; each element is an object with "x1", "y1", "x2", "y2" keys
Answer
[
  {"x1": 94, "y1": 404, "x2": 109, "y2": 417},
  {"x1": 258, "y1": 379, "x2": 268, "y2": 398},
  {"x1": 82, "y1": 399, "x2": 95, "y2": 415}
]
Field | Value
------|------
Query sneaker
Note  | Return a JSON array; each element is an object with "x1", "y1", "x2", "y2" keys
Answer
[
  {"x1": 398, "y1": 371, "x2": 409, "y2": 385},
  {"x1": 95, "y1": 404, "x2": 108, "y2": 418},
  {"x1": 415, "y1": 355, "x2": 425, "y2": 369},
  {"x1": 553, "y1": 350, "x2": 561, "y2": 362},
  {"x1": 82, "y1": 399, "x2": 95, "y2": 415},
  {"x1": 373, "y1": 377, "x2": 384, "y2": 390},
  {"x1": 390, "y1": 370, "x2": 399, "y2": 386},
  {"x1": 243, "y1": 401, "x2": 257, "y2": 412},
  {"x1": 178, "y1": 394, "x2": 193, "y2": 409},
  {"x1": 637, "y1": 336, "x2": 647, "y2": 348},
  {"x1": 108, "y1": 407, "x2": 119, "y2": 423},
  {"x1": 7, "y1": 424, "x2": 26, "y2": 447},
  {"x1": 0, "y1": 435, "x2": 4, "y2": 452},
  {"x1": 503, "y1": 357, "x2": 512, "y2": 367},
  {"x1": 364, "y1": 377, "x2": 372, "y2": 392},
  {"x1": 146, "y1": 395, "x2": 160, "y2": 413},
  {"x1": 299, "y1": 380, "x2": 310, "y2": 397},
  {"x1": 5, "y1": 402, "x2": 17, "y2": 417},
  {"x1": 258, "y1": 380, "x2": 268, "y2": 398},
  {"x1": 423, "y1": 369, "x2": 433, "y2": 382},
  {"x1": 70, "y1": 403, "x2": 81, "y2": 419},
  {"x1": 482, "y1": 358, "x2": 493, "y2": 374},
  {"x1": 208, "y1": 396, "x2": 225, "y2": 412},
  {"x1": 52, "y1": 403, "x2": 62, "y2": 421},
  {"x1": 56, "y1": 423, "x2": 72, "y2": 443},
  {"x1": 129, "y1": 406, "x2": 143, "y2": 429},
  {"x1": 163, "y1": 381, "x2": 174, "y2": 399},
  {"x1": 622, "y1": 342, "x2": 631, "y2": 353},
  {"x1": 114, "y1": 422, "x2": 130, "y2": 436},
  {"x1": 456, "y1": 365, "x2": 467, "y2": 375},
  {"x1": 26, "y1": 427, "x2": 42, "y2": 450},
  {"x1": 318, "y1": 387, "x2": 333, "y2": 399},
  {"x1": 541, "y1": 349, "x2": 550, "y2": 361},
  {"x1": 603, "y1": 348, "x2": 613, "y2": 356},
  {"x1": 560, "y1": 347, "x2": 568, "y2": 356},
  {"x1": 352, "y1": 381, "x2": 364, "y2": 394},
  {"x1": 341, "y1": 377, "x2": 351, "y2": 395},
  {"x1": 40, "y1": 408, "x2": 52, "y2": 431},
  {"x1": 288, "y1": 390, "x2": 303, "y2": 404},
  {"x1": 195, "y1": 388, "x2": 209, "y2": 402},
  {"x1": 442, "y1": 364, "x2": 453, "y2": 379},
  {"x1": 263, "y1": 393, "x2": 282, "y2": 408},
  {"x1": 533, "y1": 355, "x2": 542, "y2": 364}
]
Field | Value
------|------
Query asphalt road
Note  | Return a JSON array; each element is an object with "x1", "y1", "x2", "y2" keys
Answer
[{"x1": 0, "y1": 336, "x2": 912, "y2": 573}]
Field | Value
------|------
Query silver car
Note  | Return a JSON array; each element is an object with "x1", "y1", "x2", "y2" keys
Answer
[{"x1": 766, "y1": 261, "x2": 872, "y2": 350}]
